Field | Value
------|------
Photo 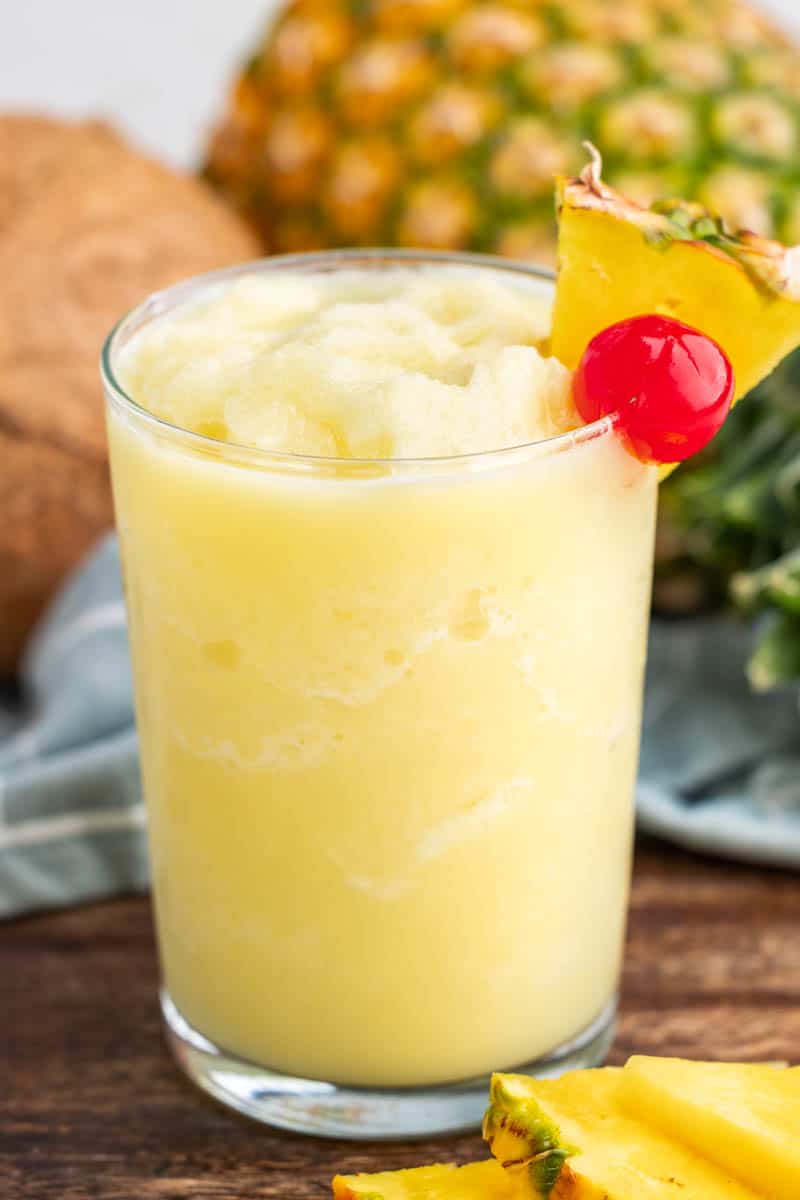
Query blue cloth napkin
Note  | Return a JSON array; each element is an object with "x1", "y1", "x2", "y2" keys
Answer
[
  {"x1": 1, "y1": 537, "x2": 798, "y2": 917},
  {"x1": 0, "y1": 538, "x2": 146, "y2": 917}
]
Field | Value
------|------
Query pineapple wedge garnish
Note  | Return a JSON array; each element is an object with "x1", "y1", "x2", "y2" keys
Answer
[
  {"x1": 552, "y1": 148, "x2": 800, "y2": 410},
  {"x1": 620, "y1": 1056, "x2": 800, "y2": 1200},
  {"x1": 333, "y1": 1160, "x2": 513, "y2": 1200},
  {"x1": 484, "y1": 1068, "x2": 762, "y2": 1200}
]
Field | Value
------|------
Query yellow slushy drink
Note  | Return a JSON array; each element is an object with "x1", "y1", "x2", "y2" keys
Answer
[{"x1": 104, "y1": 254, "x2": 657, "y2": 1133}]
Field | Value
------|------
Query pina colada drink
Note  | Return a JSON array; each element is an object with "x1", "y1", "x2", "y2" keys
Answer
[{"x1": 106, "y1": 256, "x2": 656, "y2": 1114}]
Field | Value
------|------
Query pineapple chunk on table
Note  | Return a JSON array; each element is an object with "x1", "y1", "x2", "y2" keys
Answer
[
  {"x1": 620, "y1": 1056, "x2": 800, "y2": 1200},
  {"x1": 485, "y1": 1067, "x2": 767, "y2": 1200},
  {"x1": 333, "y1": 1160, "x2": 513, "y2": 1200},
  {"x1": 331, "y1": 1057, "x2": 799, "y2": 1200}
]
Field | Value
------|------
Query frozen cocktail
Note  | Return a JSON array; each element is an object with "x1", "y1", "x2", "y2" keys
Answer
[{"x1": 103, "y1": 252, "x2": 657, "y2": 1137}]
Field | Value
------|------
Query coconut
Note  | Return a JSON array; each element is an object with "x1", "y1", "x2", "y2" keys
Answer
[{"x1": 0, "y1": 115, "x2": 259, "y2": 675}]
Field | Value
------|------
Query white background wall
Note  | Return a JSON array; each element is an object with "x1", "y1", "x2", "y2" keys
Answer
[{"x1": 1, "y1": 0, "x2": 799, "y2": 169}]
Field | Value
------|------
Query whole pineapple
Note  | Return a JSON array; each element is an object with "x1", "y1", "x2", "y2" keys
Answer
[{"x1": 205, "y1": 0, "x2": 800, "y2": 265}]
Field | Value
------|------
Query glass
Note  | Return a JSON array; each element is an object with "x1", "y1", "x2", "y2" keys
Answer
[{"x1": 101, "y1": 250, "x2": 658, "y2": 1138}]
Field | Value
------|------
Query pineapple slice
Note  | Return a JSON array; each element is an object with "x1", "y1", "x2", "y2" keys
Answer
[
  {"x1": 484, "y1": 1069, "x2": 762, "y2": 1199},
  {"x1": 332, "y1": 1160, "x2": 513, "y2": 1200},
  {"x1": 331, "y1": 1060, "x2": 798, "y2": 1199},
  {"x1": 483, "y1": 1074, "x2": 576, "y2": 1196},
  {"x1": 620, "y1": 1056, "x2": 800, "y2": 1200},
  {"x1": 551, "y1": 148, "x2": 800, "y2": 405}
]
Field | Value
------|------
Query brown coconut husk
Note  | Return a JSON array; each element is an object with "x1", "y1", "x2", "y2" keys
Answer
[{"x1": 0, "y1": 114, "x2": 260, "y2": 675}]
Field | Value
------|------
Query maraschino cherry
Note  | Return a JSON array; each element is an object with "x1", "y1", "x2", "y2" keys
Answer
[{"x1": 572, "y1": 314, "x2": 734, "y2": 464}]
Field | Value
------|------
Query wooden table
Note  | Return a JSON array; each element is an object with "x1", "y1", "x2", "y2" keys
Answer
[{"x1": 4, "y1": 838, "x2": 799, "y2": 1199}]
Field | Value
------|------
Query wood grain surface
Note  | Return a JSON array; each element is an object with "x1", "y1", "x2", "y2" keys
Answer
[{"x1": 3, "y1": 838, "x2": 799, "y2": 1200}]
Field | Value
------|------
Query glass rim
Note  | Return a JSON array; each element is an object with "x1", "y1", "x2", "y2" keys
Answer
[{"x1": 101, "y1": 248, "x2": 615, "y2": 477}]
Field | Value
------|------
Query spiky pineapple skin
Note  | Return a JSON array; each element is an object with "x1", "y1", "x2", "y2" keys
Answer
[{"x1": 206, "y1": 0, "x2": 800, "y2": 263}]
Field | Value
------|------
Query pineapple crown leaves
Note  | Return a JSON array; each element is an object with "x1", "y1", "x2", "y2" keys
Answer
[
  {"x1": 746, "y1": 610, "x2": 800, "y2": 692},
  {"x1": 733, "y1": 547, "x2": 800, "y2": 691},
  {"x1": 733, "y1": 546, "x2": 800, "y2": 615},
  {"x1": 660, "y1": 353, "x2": 800, "y2": 689},
  {"x1": 559, "y1": 144, "x2": 800, "y2": 302},
  {"x1": 483, "y1": 1076, "x2": 577, "y2": 1199}
]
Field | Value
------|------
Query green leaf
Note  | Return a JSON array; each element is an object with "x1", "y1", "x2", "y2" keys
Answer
[
  {"x1": 747, "y1": 613, "x2": 800, "y2": 692},
  {"x1": 657, "y1": 349, "x2": 800, "y2": 689}
]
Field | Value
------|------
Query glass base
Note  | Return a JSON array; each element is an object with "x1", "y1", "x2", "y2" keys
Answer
[{"x1": 161, "y1": 990, "x2": 616, "y2": 1139}]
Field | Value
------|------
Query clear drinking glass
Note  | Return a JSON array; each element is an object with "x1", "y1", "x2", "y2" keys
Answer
[{"x1": 101, "y1": 251, "x2": 658, "y2": 1139}]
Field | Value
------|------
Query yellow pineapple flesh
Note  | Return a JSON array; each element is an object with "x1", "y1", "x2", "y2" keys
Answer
[
  {"x1": 552, "y1": 150, "x2": 800, "y2": 404},
  {"x1": 620, "y1": 1056, "x2": 800, "y2": 1200},
  {"x1": 332, "y1": 1160, "x2": 513, "y2": 1200},
  {"x1": 485, "y1": 1069, "x2": 763, "y2": 1200}
]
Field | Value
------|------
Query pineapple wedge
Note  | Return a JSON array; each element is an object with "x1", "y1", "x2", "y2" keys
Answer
[
  {"x1": 332, "y1": 1160, "x2": 512, "y2": 1200},
  {"x1": 483, "y1": 1074, "x2": 576, "y2": 1195},
  {"x1": 331, "y1": 1059, "x2": 798, "y2": 1199},
  {"x1": 484, "y1": 1069, "x2": 762, "y2": 1200},
  {"x1": 552, "y1": 149, "x2": 800, "y2": 406},
  {"x1": 620, "y1": 1056, "x2": 800, "y2": 1200}
]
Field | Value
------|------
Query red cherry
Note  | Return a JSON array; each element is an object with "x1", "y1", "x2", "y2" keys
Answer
[{"x1": 571, "y1": 314, "x2": 734, "y2": 464}]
